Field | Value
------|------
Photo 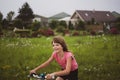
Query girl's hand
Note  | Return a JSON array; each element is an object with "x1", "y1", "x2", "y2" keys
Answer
[
  {"x1": 45, "y1": 73, "x2": 55, "y2": 80},
  {"x1": 45, "y1": 74, "x2": 52, "y2": 80},
  {"x1": 30, "y1": 69, "x2": 36, "y2": 74}
]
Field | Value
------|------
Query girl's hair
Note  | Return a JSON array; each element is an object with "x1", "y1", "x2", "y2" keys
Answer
[{"x1": 52, "y1": 36, "x2": 68, "y2": 52}]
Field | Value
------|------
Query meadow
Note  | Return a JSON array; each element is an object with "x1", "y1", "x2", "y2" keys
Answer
[{"x1": 0, "y1": 35, "x2": 120, "y2": 80}]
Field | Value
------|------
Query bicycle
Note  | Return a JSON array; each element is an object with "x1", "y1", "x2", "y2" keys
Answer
[
  {"x1": 28, "y1": 73, "x2": 46, "y2": 80},
  {"x1": 28, "y1": 72, "x2": 56, "y2": 80}
]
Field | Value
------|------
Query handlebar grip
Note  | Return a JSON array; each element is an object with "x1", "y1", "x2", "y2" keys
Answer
[{"x1": 30, "y1": 73, "x2": 36, "y2": 77}]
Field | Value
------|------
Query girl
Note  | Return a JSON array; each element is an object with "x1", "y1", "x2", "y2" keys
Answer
[{"x1": 30, "y1": 36, "x2": 78, "y2": 80}]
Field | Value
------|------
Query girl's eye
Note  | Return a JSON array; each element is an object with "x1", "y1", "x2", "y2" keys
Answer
[
  {"x1": 53, "y1": 43, "x2": 59, "y2": 47},
  {"x1": 52, "y1": 44, "x2": 55, "y2": 47}
]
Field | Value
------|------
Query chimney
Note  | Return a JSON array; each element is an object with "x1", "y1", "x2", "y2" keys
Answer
[{"x1": 93, "y1": 9, "x2": 95, "y2": 13}]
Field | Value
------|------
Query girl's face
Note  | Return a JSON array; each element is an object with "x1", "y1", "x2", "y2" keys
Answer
[{"x1": 52, "y1": 42, "x2": 63, "y2": 53}]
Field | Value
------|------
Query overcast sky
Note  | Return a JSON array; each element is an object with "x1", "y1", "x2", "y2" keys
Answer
[{"x1": 0, "y1": 0, "x2": 120, "y2": 18}]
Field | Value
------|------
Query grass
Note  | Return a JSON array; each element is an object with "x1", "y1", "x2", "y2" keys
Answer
[{"x1": 0, "y1": 35, "x2": 120, "y2": 80}]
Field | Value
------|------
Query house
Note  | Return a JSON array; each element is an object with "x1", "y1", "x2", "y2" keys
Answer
[
  {"x1": 33, "y1": 14, "x2": 48, "y2": 27},
  {"x1": 58, "y1": 16, "x2": 71, "y2": 26},
  {"x1": 112, "y1": 11, "x2": 120, "y2": 18},
  {"x1": 49, "y1": 12, "x2": 71, "y2": 22},
  {"x1": 71, "y1": 10, "x2": 116, "y2": 24},
  {"x1": 71, "y1": 10, "x2": 116, "y2": 32}
]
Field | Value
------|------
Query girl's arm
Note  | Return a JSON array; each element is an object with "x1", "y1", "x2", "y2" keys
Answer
[{"x1": 30, "y1": 54, "x2": 54, "y2": 73}]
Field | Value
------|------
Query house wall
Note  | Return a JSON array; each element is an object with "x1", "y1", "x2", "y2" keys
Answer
[
  {"x1": 70, "y1": 12, "x2": 78, "y2": 25},
  {"x1": 85, "y1": 24, "x2": 103, "y2": 32},
  {"x1": 33, "y1": 17, "x2": 41, "y2": 22},
  {"x1": 33, "y1": 16, "x2": 48, "y2": 27},
  {"x1": 71, "y1": 12, "x2": 85, "y2": 26}
]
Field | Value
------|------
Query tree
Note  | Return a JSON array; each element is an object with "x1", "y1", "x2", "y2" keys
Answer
[
  {"x1": 91, "y1": 18, "x2": 95, "y2": 24},
  {"x1": 13, "y1": 19, "x2": 23, "y2": 29},
  {"x1": 0, "y1": 12, "x2": 3, "y2": 23},
  {"x1": 31, "y1": 20, "x2": 41, "y2": 31},
  {"x1": 68, "y1": 21, "x2": 74, "y2": 30},
  {"x1": 115, "y1": 17, "x2": 120, "y2": 31},
  {"x1": 49, "y1": 20, "x2": 59, "y2": 29},
  {"x1": 59, "y1": 21, "x2": 67, "y2": 28},
  {"x1": 6, "y1": 11, "x2": 15, "y2": 22},
  {"x1": 2, "y1": 19, "x2": 9, "y2": 29},
  {"x1": 0, "y1": 12, "x2": 3, "y2": 32},
  {"x1": 6, "y1": 11, "x2": 15, "y2": 29},
  {"x1": 75, "y1": 20, "x2": 85, "y2": 30},
  {"x1": 16, "y1": 2, "x2": 34, "y2": 29},
  {"x1": 0, "y1": 12, "x2": 3, "y2": 33}
]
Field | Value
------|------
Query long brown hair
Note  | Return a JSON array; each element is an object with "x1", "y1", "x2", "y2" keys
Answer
[{"x1": 52, "y1": 36, "x2": 68, "y2": 52}]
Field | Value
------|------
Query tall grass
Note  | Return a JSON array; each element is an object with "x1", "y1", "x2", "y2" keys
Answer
[{"x1": 0, "y1": 35, "x2": 120, "y2": 80}]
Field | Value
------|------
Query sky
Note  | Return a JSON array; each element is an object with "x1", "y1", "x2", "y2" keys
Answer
[{"x1": 0, "y1": 0, "x2": 120, "y2": 18}]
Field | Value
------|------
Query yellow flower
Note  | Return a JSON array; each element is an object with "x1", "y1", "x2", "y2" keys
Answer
[{"x1": 2, "y1": 65, "x2": 11, "y2": 70}]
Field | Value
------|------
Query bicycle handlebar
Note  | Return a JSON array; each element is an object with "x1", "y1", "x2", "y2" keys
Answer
[{"x1": 28, "y1": 73, "x2": 46, "y2": 80}]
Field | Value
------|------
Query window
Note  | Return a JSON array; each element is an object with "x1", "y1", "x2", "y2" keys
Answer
[
  {"x1": 85, "y1": 13, "x2": 88, "y2": 16},
  {"x1": 106, "y1": 13, "x2": 110, "y2": 17}
]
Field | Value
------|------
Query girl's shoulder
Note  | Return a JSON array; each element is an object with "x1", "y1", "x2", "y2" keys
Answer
[
  {"x1": 52, "y1": 52, "x2": 58, "y2": 58},
  {"x1": 65, "y1": 51, "x2": 73, "y2": 55},
  {"x1": 64, "y1": 51, "x2": 74, "y2": 57}
]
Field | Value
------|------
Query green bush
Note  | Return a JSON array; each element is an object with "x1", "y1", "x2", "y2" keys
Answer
[{"x1": 72, "y1": 31, "x2": 80, "y2": 36}]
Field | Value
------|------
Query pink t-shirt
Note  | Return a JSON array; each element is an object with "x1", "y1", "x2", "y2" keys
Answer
[{"x1": 52, "y1": 52, "x2": 78, "y2": 71}]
